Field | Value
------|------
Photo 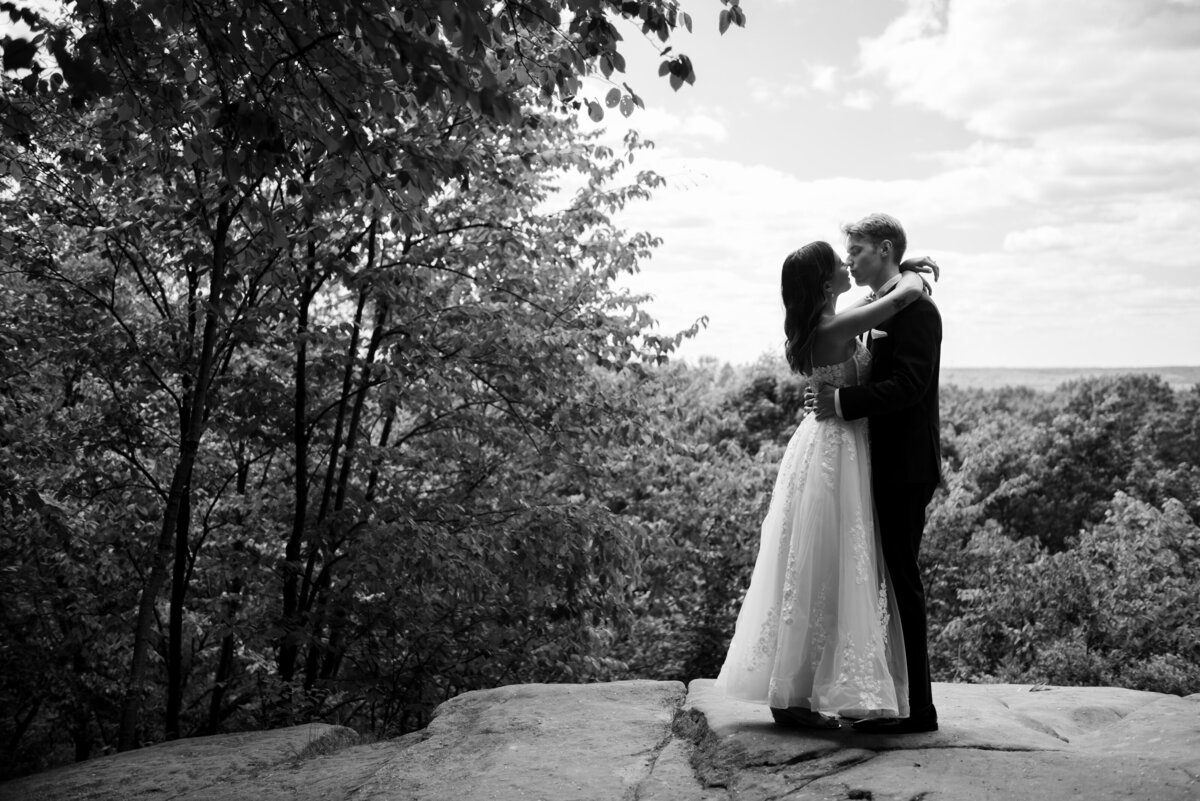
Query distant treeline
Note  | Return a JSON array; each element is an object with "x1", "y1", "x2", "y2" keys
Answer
[{"x1": 940, "y1": 365, "x2": 1200, "y2": 393}]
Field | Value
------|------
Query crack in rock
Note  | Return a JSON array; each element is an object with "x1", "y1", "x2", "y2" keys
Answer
[
  {"x1": 670, "y1": 705, "x2": 885, "y2": 800},
  {"x1": 777, "y1": 748, "x2": 871, "y2": 768},
  {"x1": 1013, "y1": 713, "x2": 1070, "y2": 743},
  {"x1": 669, "y1": 706, "x2": 749, "y2": 790},
  {"x1": 739, "y1": 748, "x2": 880, "y2": 800},
  {"x1": 739, "y1": 751, "x2": 831, "y2": 771},
  {"x1": 908, "y1": 743, "x2": 1054, "y2": 753},
  {"x1": 771, "y1": 750, "x2": 876, "y2": 777},
  {"x1": 629, "y1": 691, "x2": 690, "y2": 801}
]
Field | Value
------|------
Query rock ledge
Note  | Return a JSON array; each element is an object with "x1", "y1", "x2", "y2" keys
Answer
[{"x1": 4, "y1": 680, "x2": 1198, "y2": 800}]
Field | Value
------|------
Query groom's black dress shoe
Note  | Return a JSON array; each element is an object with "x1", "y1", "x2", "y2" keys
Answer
[
  {"x1": 771, "y1": 706, "x2": 841, "y2": 730},
  {"x1": 852, "y1": 708, "x2": 938, "y2": 734}
]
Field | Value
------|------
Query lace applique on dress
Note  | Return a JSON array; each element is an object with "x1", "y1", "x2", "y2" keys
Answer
[
  {"x1": 780, "y1": 546, "x2": 798, "y2": 627},
  {"x1": 807, "y1": 582, "x2": 832, "y2": 672},
  {"x1": 850, "y1": 506, "x2": 871, "y2": 586},
  {"x1": 875, "y1": 579, "x2": 891, "y2": 643},
  {"x1": 834, "y1": 631, "x2": 886, "y2": 712},
  {"x1": 745, "y1": 606, "x2": 779, "y2": 673}
]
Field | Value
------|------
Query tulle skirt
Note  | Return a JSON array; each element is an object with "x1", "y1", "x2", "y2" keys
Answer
[{"x1": 715, "y1": 414, "x2": 909, "y2": 719}]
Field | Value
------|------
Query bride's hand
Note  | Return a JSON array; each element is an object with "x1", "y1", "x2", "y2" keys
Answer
[{"x1": 900, "y1": 255, "x2": 939, "y2": 282}]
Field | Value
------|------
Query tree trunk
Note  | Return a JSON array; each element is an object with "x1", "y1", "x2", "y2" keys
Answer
[
  {"x1": 165, "y1": 477, "x2": 191, "y2": 739},
  {"x1": 278, "y1": 297, "x2": 309, "y2": 686},
  {"x1": 117, "y1": 204, "x2": 231, "y2": 751},
  {"x1": 6, "y1": 698, "x2": 41, "y2": 757},
  {"x1": 304, "y1": 221, "x2": 384, "y2": 685},
  {"x1": 118, "y1": 431, "x2": 203, "y2": 750},
  {"x1": 365, "y1": 404, "x2": 396, "y2": 503},
  {"x1": 204, "y1": 630, "x2": 236, "y2": 735},
  {"x1": 310, "y1": 296, "x2": 390, "y2": 686},
  {"x1": 279, "y1": 235, "x2": 321, "y2": 687},
  {"x1": 206, "y1": 450, "x2": 249, "y2": 736}
]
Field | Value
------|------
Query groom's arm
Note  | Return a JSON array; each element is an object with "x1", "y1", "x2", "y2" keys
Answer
[{"x1": 839, "y1": 299, "x2": 941, "y2": 421}]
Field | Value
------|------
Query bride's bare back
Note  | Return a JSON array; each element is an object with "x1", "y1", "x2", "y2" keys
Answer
[
  {"x1": 806, "y1": 271, "x2": 931, "y2": 372},
  {"x1": 808, "y1": 330, "x2": 858, "y2": 370}
]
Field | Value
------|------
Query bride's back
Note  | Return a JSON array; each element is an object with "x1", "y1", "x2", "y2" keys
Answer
[{"x1": 807, "y1": 326, "x2": 857, "y2": 371}]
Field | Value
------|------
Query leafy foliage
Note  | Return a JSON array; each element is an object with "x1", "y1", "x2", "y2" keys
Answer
[{"x1": 1, "y1": 0, "x2": 745, "y2": 778}]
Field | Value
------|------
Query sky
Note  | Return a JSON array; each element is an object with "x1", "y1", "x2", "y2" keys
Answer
[
  {"x1": 580, "y1": 0, "x2": 1200, "y2": 368},
  {"x1": 4, "y1": 0, "x2": 1197, "y2": 367}
]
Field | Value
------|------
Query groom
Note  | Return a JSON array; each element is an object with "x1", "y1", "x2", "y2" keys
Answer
[{"x1": 814, "y1": 212, "x2": 943, "y2": 734}]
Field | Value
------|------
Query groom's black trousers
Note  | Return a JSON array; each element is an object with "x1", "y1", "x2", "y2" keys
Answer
[{"x1": 873, "y1": 479, "x2": 938, "y2": 716}]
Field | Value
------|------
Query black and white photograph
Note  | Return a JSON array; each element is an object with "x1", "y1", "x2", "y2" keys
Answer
[{"x1": 2, "y1": 1, "x2": 1198, "y2": 799}]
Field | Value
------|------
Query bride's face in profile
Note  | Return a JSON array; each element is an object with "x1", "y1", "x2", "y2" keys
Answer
[{"x1": 830, "y1": 258, "x2": 852, "y2": 296}]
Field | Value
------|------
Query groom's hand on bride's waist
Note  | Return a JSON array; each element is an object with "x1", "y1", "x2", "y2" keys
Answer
[{"x1": 806, "y1": 384, "x2": 838, "y2": 420}]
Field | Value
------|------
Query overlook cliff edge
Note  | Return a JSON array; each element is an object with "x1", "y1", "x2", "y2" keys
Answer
[{"x1": 4, "y1": 679, "x2": 1198, "y2": 800}]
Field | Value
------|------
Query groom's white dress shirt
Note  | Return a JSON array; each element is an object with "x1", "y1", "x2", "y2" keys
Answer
[{"x1": 832, "y1": 273, "x2": 904, "y2": 419}]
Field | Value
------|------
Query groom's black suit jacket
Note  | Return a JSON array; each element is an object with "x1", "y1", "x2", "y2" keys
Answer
[{"x1": 839, "y1": 292, "x2": 942, "y2": 485}]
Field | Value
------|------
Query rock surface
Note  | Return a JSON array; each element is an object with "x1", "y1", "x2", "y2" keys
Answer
[
  {"x1": 350, "y1": 680, "x2": 687, "y2": 801},
  {"x1": 4, "y1": 680, "x2": 1198, "y2": 800},
  {"x1": 686, "y1": 680, "x2": 1200, "y2": 800},
  {"x1": 0, "y1": 722, "x2": 389, "y2": 801}
]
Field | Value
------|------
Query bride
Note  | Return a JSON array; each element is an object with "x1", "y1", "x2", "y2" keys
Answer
[{"x1": 714, "y1": 241, "x2": 935, "y2": 728}]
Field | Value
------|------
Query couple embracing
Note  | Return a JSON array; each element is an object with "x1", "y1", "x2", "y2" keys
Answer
[{"x1": 715, "y1": 213, "x2": 942, "y2": 735}]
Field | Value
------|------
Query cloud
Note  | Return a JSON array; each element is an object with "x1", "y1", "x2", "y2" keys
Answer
[
  {"x1": 612, "y1": 137, "x2": 1200, "y2": 367},
  {"x1": 610, "y1": 153, "x2": 1022, "y2": 365},
  {"x1": 858, "y1": 0, "x2": 1200, "y2": 141},
  {"x1": 590, "y1": 0, "x2": 1200, "y2": 367},
  {"x1": 843, "y1": 90, "x2": 874, "y2": 111},
  {"x1": 839, "y1": 0, "x2": 1200, "y2": 365},
  {"x1": 748, "y1": 62, "x2": 841, "y2": 104},
  {"x1": 581, "y1": 101, "x2": 729, "y2": 157},
  {"x1": 748, "y1": 76, "x2": 806, "y2": 103},
  {"x1": 809, "y1": 64, "x2": 838, "y2": 93},
  {"x1": 1002, "y1": 226, "x2": 1071, "y2": 252}
]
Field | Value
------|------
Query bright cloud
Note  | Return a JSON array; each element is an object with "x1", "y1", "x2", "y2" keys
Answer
[
  {"x1": 614, "y1": 138, "x2": 1199, "y2": 366},
  {"x1": 859, "y1": 0, "x2": 1200, "y2": 139},
  {"x1": 843, "y1": 91, "x2": 874, "y2": 111},
  {"x1": 592, "y1": 105, "x2": 730, "y2": 155},
  {"x1": 809, "y1": 63, "x2": 838, "y2": 93},
  {"x1": 748, "y1": 62, "x2": 840, "y2": 104},
  {"x1": 748, "y1": 76, "x2": 809, "y2": 103}
]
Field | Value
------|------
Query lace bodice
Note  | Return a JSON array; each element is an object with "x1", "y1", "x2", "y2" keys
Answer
[{"x1": 810, "y1": 340, "x2": 872, "y2": 389}]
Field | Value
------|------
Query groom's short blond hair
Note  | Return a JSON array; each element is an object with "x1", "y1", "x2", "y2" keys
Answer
[{"x1": 843, "y1": 213, "x2": 907, "y2": 264}]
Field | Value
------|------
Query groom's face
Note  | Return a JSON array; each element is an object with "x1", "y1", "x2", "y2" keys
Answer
[{"x1": 846, "y1": 235, "x2": 884, "y2": 287}]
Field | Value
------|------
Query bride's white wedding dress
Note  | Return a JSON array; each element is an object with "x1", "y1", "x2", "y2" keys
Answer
[{"x1": 715, "y1": 341, "x2": 909, "y2": 719}]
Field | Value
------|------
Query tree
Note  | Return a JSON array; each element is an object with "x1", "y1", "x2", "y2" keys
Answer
[{"x1": 2, "y1": 0, "x2": 750, "y2": 768}]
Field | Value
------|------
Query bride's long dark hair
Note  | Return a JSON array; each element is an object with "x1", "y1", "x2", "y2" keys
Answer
[{"x1": 781, "y1": 241, "x2": 839, "y2": 374}]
